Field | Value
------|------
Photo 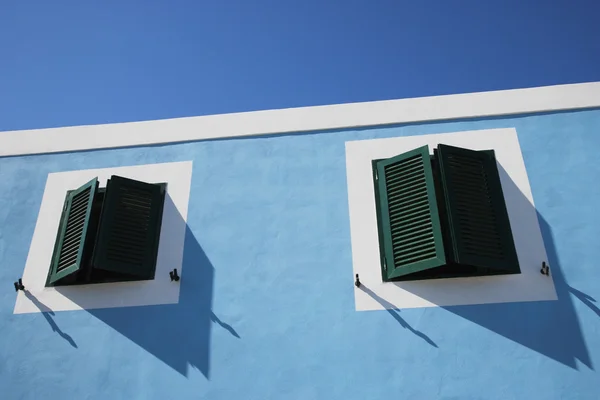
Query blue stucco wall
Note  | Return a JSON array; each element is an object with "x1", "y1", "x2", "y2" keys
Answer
[{"x1": 1, "y1": 109, "x2": 600, "y2": 400}]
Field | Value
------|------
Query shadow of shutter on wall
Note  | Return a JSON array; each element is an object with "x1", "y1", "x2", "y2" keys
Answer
[
  {"x1": 92, "y1": 175, "x2": 165, "y2": 280},
  {"x1": 374, "y1": 145, "x2": 446, "y2": 281},
  {"x1": 48, "y1": 178, "x2": 98, "y2": 285},
  {"x1": 437, "y1": 144, "x2": 520, "y2": 273}
]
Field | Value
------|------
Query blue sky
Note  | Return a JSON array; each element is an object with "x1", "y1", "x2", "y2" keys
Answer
[{"x1": 1, "y1": 0, "x2": 599, "y2": 132}]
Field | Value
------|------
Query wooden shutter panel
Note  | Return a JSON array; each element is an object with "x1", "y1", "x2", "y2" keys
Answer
[
  {"x1": 92, "y1": 175, "x2": 165, "y2": 280},
  {"x1": 374, "y1": 145, "x2": 446, "y2": 281},
  {"x1": 48, "y1": 178, "x2": 98, "y2": 285},
  {"x1": 437, "y1": 144, "x2": 520, "y2": 273}
]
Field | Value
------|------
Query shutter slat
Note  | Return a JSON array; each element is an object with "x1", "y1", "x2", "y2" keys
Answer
[
  {"x1": 374, "y1": 145, "x2": 446, "y2": 281},
  {"x1": 391, "y1": 222, "x2": 433, "y2": 239},
  {"x1": 437, "y1": 144, "x2": 520, "y2": 273}
]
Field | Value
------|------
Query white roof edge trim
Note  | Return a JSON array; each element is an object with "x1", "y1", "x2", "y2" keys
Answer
[{"x1": 1, "y1": 81, "x2": 600, "y2": 157}]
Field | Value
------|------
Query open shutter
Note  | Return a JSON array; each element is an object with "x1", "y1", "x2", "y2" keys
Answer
[
  {"x1": 374, "y1": 145, "x2": 446, "y2": 281},
  {"x1": 437, "y1": 144, "x2": 519, "y2": 273},
  {"x1": 92, "y1": 175, "x2": 165, "y2": 280},
  {"x1": 48, "y1": 178, "x2": 98, "y2": 284}
]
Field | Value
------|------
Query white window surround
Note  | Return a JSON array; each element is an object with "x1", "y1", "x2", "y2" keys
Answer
[
  {"x1": 346, "y1": 128, "x2": 558, "y2": 311},
  {"x1": 13, "y1": 161, "x2": 193, "y2": 314}
]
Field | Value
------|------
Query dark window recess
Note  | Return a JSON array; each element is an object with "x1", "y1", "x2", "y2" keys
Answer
[
  {"x1": 373, "y1": 144, "x2": 520, "y2": 282},
  {"x1": 46, "y1": 176, "x2": 166, "y2": 287}
]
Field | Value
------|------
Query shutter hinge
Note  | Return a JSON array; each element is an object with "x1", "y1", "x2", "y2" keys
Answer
[
  {"x1": 383, "y1": 257, "x2": 387, "y2": 271},
  {"x1": 375, "y1": 168, "x2": 379, "y2": 181}
]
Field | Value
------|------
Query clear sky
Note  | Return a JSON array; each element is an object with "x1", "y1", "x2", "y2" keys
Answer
[{"x1": 1, "y1": 0, "x2": 599, "y2": 131}]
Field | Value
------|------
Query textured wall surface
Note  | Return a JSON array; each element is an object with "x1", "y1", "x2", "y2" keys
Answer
[{"x1": 1, "y1": 109, "x2": 600, "y2": 400}]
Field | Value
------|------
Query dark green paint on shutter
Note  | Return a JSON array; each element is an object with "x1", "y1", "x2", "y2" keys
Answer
[
  {"x1": 92, "y1": 175, "x2": 165, "y2": 280},
  {"x1": 47, "y1": 178, "x2": 98, "y2": 285},
  {"x1": 374, "y1": 145, "x2": 446, "y2": 281},
  {"x1": 437, "y1": 144, "x2": 520, "y2": 273}
]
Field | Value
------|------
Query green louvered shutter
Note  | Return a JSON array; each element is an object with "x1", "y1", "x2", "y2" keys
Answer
[
  {"x1": 92, "y1": 175, "x2": 165, "y2": 280},
  {"x1": 437, "y1": 144, "x2": 520, "y2": 273},
  {"x1": 48, "y1": 178, "x2": 98, "y2": 284},
  {"x1": 374, "y1": 145, "x2": 446, "y2": 281}
]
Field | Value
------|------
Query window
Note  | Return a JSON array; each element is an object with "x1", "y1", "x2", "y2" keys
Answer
[
  {"x1": 46, "y1": 175, "x2": 166, "y2": 287},
  {"x1": 373, "y1": 144, "x2": 520, "y2": 282}
]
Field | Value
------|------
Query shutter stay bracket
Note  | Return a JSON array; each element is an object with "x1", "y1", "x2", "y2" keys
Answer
[
  {"x1": 540, "y1": 261, "x2": 550, "y2": 276},
  {"x1": 13, "y1": 278, "x2": 25, "y2": 292},
  {"x1": 169, "y1": 269, "x2": 180, "y2": 282}
]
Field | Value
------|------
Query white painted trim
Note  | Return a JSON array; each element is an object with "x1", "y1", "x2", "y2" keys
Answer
[
  {"x1": 1, "y1": 82, "x2": 600, "y2": 157},
  {"x1": 13, "y1": 161, "x2": 193, "y2": 314},
  {"x1": 346, "y1": 128, "x2": 557, "y2": 310}
]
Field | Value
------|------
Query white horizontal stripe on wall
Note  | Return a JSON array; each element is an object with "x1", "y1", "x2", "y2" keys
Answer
[{"x1": 1, "y1": 81, "x2": 600, "y2": 157}]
